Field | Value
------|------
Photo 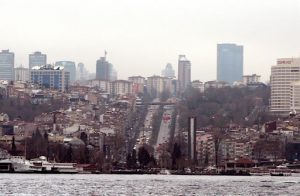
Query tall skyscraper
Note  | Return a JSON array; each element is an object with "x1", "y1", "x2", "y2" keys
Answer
[
  {"x1": 96, "y1": 56, "x2": 113, "y2": 81},
  {"x1": 270, "y1": 58, "x2": 300, "y2": 113},
  {"x1": 29, "y1": 51, "x2": 47, "y2": 69},
  {"x1": 162, "y1": 63, "x2": 175, "y2": 78},
  {"x1": 0, "y1": 50, "x2": 14, "y2": 81},
  {"x1": 178, "y1": 55, "x2": 191, "y2": 92},
  {"x1": 217, "y1": 43, "x2": 243, "y2": 85},
  {"x1": 55, "y1": 61, "x2": 76, "y2": 82}
]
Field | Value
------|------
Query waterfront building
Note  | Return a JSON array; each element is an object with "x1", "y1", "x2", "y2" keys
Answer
[
  {"x1": 270, "y1": 58, "x2": 300, "y2": 113},
  {"x1": 162, "y1": 63, "x2": 175, "y2": 78},
  {"x1": 55, "y1": 61, "x2": 76, "y2": 82},
  {"x1": 0, "y1": 50, "x2": 14, "y2": 81},
  {"x1": 178, "y1": 55, "x2": 191, "y2": 93},
  {"x1": 14, "y1": 66, "x2": 29, "y2": 81},
  {"x1": 196, "y1": 133, "x2": 215, "y2": 166},
  {"x1": 29, "y1": 51, "x2": 47, "y2": 69},
  {"x1": 217, "y1": 43, "x2": 243, "y2": 85},
  {"x1": 128, "y1": 76, "x2": 145, "y2": 94},
  {"x1": 96, "y1": 56, "x2": 113, "y2": 81},
  {"x1": 30, "y1": 64, "x2": 70, "y2": 92}
]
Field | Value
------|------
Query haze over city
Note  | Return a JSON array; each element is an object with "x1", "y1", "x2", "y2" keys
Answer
[{"x1": 0, "y1": 0, "x2": 299, "y2": 82}]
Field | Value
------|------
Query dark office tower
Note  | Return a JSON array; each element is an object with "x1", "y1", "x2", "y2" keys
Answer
[
  {"x1": 217, "y1": 43, "x2": 243, "y2": 85},
  {"x1": 178, "y1": 55, "x2": 191, "y2": 93},
  {"x1": 55, "y1": 61, "x2": 76, "y2": 82},
  {"x1": 29, "y1": 51, "x2": 47, "y2": 69},
  {"x1": 0, "y1": 50, "x2": 14, "y2": 81},
  {"x1": 188, "y1": 117, "x2": 197, "y2": 163},
  {"x1": 96, "y1": 56, "x2": 113, "y2": 81}
]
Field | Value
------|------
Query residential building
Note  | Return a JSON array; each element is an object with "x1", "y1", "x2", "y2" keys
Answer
[
  {"x1": 243, "y1": 74, "x2": 261, "y2": 85},
  {"x1": 191, "y1": 80, "x2": 204, "y2": 93},
  {"x1": 162, "y1": 63, "x2": 175, "y2": 78},
  {"x1": 55, "y1": 61, "x2": 76, "y2": 82},
  {"x1": 196, "y1": 133, "x2": 215, "y2": 166},
  {"x1": 0, "y1": 50, "x2": 14, "y2": 81},
  {"x1": 30, "y1": 64, "x2": 70, "y2": 92},
  {"x1": 110, "y1": 80, "x2": 132, "y2": 96},
  {"x1": 14, "y1": 66, "x2": 29, "y2": 81},
  {"x1": 217, "y1": 43, "x2": 243, "y2": 85},
  {"x1": 270, "y1": 58, "x2": 300, "y2": 113},
  {"x1": 128, "y1": 76, "x2": 145, "y2": 94},
  {"x1": 29, "y1": 51, "x2": 47, "y2": 69},
  {"x1": 89, "y1": 79, "x2": 110, "y2": 92},
  {"x1": 178, "y1": 55, "x2": 191, "y2": 93},
  {"x1": 146, "y1": 75, "x2": 165, "y2": 98},
  {"x1": 204, "y1": 80, "x2": 229, "y2": 89}
]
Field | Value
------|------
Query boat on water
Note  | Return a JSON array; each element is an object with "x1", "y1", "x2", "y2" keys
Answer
[
  {"x1": 0, "y1": 156, "x2": 78, "y2": 173},
  {"x1": 0, "y1": 156, "x2": 32, "y2": 173},
  {"x1": 270, "y1": 169, "x2": 291, "y2": 176},
  {"x1": 30, "y1": 156, "x2": 78, "y2": 174},
  {"x1": 158, "y1": 169, "x2": 171, "y2": 175}
]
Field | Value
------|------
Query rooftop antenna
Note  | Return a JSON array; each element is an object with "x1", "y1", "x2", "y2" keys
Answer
[{"x1": 104, "y1": 50, "x2": 107, "y2": 60}]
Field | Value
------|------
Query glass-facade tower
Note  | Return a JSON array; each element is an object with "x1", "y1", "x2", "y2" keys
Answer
[
  {"x1": 0, "y1": 50, "x2": 14, "y2": 81},
  {"x1": 217, "y1": 43, "x2": 243, "y2": 85}
]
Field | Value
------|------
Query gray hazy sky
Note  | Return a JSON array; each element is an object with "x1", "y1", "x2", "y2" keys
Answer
[{"x1": 0, "y1": 0, "x2": 299, "y2": 82}]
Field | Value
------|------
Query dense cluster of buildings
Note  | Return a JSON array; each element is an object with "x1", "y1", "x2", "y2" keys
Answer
[{"x1": 1, "y1": 44, "x2": 300, "y2": 170}]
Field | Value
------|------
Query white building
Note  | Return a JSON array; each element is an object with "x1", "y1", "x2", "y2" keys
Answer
[
  {"x1": 191, "y1": 80, "x2": 204, "y2": 93},
  {"x1": 204, "y1": 80, "x2": 229, "y2": 89},
  {"x1": 270, "y1": 58, "x2": 300, "y2": 113},
  {"x1": 291, "y1": 81, "x2": 300, "y2": 112},
  {"x1": 128, "y1": 76, "x2": 145, "y2": 94},
  {"x1": 178, "y1": 55, "x2": 191, "y2": 93},
  {"x1": 110, "y1": 80, "x2": 132, "y2": 96},
  {"x1": 146, "y1": 75, "x2": 166, "y2": 98},
  {"x1": 243, "y1": 74, "x2": 261, "y2": 85},
  {"x1": 88, "y1": 79, "x2": 110, "y2": 92},
  {"x1": 14, "y1": 66, "x2": 29, "y2": 82}
]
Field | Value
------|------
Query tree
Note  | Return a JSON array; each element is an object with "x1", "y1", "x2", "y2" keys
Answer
[
  {"x1": 11, "y1": 136, "x2": 17, "y2": 156},
  {"x1": 131, "y1": 149, "x2": 137, "y2": 168},
  {"x1": 65, "y1": 145, "x2": 73, "y2": 162},
  {"x1": 80, "y1": 132, "x2": 88, "y2": 145},
  {"x1": 212, "y1": 130, "x2": 224, "y2": 167},
  {"x1": 171, "y1": 143, "x2": 182, "y2": 169},
  {"x1": 126, "y1": 153, "x2": 132, "y2": 169},
  {"x1": 138, "y1": 146, "x2": 151, "y2": 167}
]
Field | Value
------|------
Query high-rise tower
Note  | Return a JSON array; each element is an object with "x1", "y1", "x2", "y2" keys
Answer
[
  {"x1": 217, "y1": 43, "x2": 243, "y2": 85},
  {"x1": 178, "y1": 55, "x2": 191, "y2": 93},
  {"x1": 29, "y1": 51, "x2": 47, "y2": 69},
  {"x1": 0, "y1": 50, "x2": 14, "y2": 81}
]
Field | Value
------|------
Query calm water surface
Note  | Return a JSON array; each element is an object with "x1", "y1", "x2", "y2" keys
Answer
[{"x1": 0, "y1": 174, "x2": 300, "y2": 195}]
